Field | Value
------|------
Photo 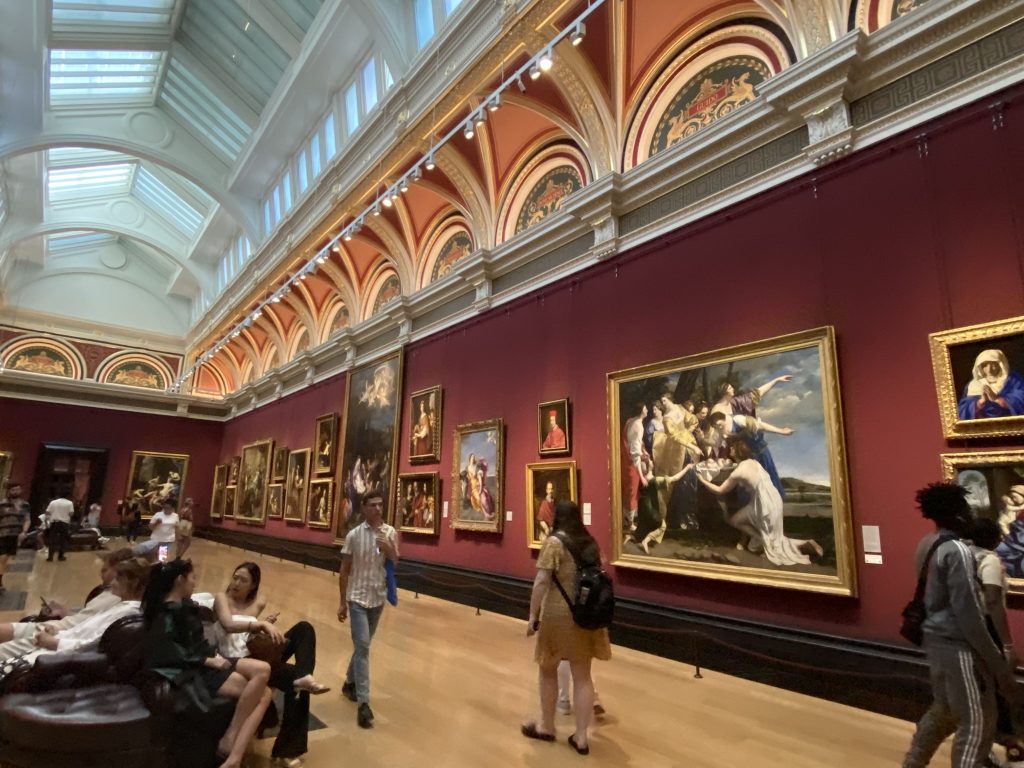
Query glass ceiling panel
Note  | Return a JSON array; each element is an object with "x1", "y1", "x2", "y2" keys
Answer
[
  {"x1": 160, "y1": 55, "x2": 251, "y2": 160},
  {"x1": 51, "y1": 0, "x2": 176, "y2": 31},
  {"x1": 47, "y1": 146, "x2": 129, "y2": 166},
  {"x1": 276, "y1": 0, "x2": 325, "y2": 33},
  {"x1": 47, "y1": 162, "x2": 135, "y2": 201},
  {"x1": 49, "y1": 49, "x2": 164, "y2": 107},
  {"x1": 133, "y1": 166, "x2": 204, "y2": 236},
  {"x1": 47, "y1": 230, "x2": 117, "y2": 251}
]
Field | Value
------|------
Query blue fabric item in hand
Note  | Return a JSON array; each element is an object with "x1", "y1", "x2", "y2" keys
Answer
[{"x1": 384, "y1": 558, "x2": 398, "y2": 606}]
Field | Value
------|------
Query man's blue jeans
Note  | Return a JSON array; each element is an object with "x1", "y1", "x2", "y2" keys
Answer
[{"x1": 346, "y1": 601, "x2": 384, "y2": 704}]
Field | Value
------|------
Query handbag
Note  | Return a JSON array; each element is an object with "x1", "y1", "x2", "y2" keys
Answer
[
  {"x1": 900, "y1": 534, "x2": 954, "y2": 646},
  {"x1": 247, "y1": 632, "x2": 284, "y2": 664}
]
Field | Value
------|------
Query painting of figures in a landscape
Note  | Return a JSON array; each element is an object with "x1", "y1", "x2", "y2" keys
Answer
[{"x1": 609, "y1": 327, "x2": 855, "y2": 596}]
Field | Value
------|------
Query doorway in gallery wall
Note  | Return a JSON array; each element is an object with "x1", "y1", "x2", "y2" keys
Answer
[{"x1": 30, "y1": 444, "x2": 109, "y2": 524}]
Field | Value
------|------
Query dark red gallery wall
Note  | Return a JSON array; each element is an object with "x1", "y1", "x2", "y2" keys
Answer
[
  {"x1": 217, "y1": 377, "x2": 346, "y2": 544},
  {"x1": 391, "y1": 101, "x2": 1024, "y2": 645},
  {"x1": 0, "y1": 398, "x2": 223, "y2": 527}
]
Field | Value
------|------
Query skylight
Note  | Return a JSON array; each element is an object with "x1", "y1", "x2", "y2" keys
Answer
[
  {"x1": 49, "y1": 49, "x2": 164, "y2": 107},
  {"x1": 47, "y1": 146, "x2": 129, "y2": 166},
  {"x1": 51, "y1": 0, "x2": 176, "y2": 31},
  {"x1": 160, "y1": 55, "x2": 252, "y2": 160},
  {"x1": 47, "y1": 230, "x2": 117, "y2": 252},
  {"x1": 133, "y1": 166, "x2": 204, "y2": 236},
  {"x1": 47, "y1": 162, "x2": 135, "y2": 201}
]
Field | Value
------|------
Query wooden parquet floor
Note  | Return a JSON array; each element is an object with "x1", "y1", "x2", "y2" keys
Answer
[{"x1": 0, "y1": 538, "x2": 949, "y2": 767}]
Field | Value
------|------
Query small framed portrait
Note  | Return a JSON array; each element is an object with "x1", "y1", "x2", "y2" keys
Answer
[
  {"x1": 538, "y1": 398, "x2": 570, "y2": 455},
  {"x1": 267, "y1": 484, "x2": 284, "y2": 519},
  {"x1": 307, "y1": 478, "x2": 334, "y2": 529},
  {"x1": 210, "y1": 464, "x2": 228, "y2": 520},
  {"x1": 314, "y1": 413, "x2": 338, "y2": 476},
  {"x1": 525, "y1": 461, "x2": 578, "y2": 549},
  {"x1": 409, "y1": 385, "x2": 442, "y2": 464},
  {"x1": 0, "y1": 451, "x2": 13, "y2": 495},
  {"x1": 223, "y1": 486, "x2": 236, "y2": 519},
  {"x1": 228, "y1": 456, "x2": 240, "y2": 486},
  {"x1": 396, "y1": 472, "x2": 440, "y2": 534},
  {"x1": 451, "y1": 418, "x2": 504, "y2": 533},
  {"x1": 284, "y1": 448, "x2": 310, "y2": 524},
  {"x1": 931, "y1": 316, "x2": 1024, "y2": 439},
  {"x1": 236, "y1": 439, "x2": 273, "y2": 524},
  {"x1": 272, "y1": 446, "x2": 289, "y2": 482},
  {"x1": 943, "y1": 450, "x2": 1024, "y2": 594}
]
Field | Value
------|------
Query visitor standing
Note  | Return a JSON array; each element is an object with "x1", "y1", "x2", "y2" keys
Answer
[
  {"x1": 45, "y1": 490, "x2": 73, "y2": 562},
  {"x1": 0, "y1": 483, "x2": 31, "y2": 592}
]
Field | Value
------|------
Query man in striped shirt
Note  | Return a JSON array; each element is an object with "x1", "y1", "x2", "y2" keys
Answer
[
  {"x1": 337, "y1": 490, "x2": 399, "y2": 729},
  {"x1": 903, "y1": 482, "x2": 1018, "y2": 768}
]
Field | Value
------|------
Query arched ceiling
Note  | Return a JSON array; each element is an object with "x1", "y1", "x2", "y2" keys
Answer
[{"x1": 0, "y1": 0, "x2": 925, "y2": 394}]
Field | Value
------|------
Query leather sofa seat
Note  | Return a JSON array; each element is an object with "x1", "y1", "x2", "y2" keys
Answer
[{"x1": 0, "y1": 683, "x2": 150, "y2": 753}]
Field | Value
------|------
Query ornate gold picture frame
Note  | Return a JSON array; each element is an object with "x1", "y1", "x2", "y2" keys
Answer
[
  {"x1": 125, "y1": 450, "x2": 189, "y2": 518},
  {"x1": 210, "y1": 463, "x2": 227, "y2": 520},
  {"x1": 942, "y1": 450, "x2": 1024, "y2": 595},
  {"x1": 525, "y1": 461, "x2": 577, "y2": 550},
  {"x1": 395, "y1": 472, "x2": 440, "y2": 535},
  {"x1": 451, "y1": 418, "x2": 504, "y2": 533},
  {"x1": 235, "y1": 439, "x2": 273, "y2": 524},
  {"x1": 537, "y1": 398, "x2": 570, "y2": 456},
  {"x1": 408, "y1": 385, "x2": 442, "y2": 464},
  {"x1": 284, "y1": 448, "x2": 310, "y2": 524},
  {"x1": 307, "y1": 478, "x2": 334, "y2": 529},
  {"x1": 608, "y1": 326, "x2": 856, "y2": 596},
  {"x1": 930, "y1": 315, "x2": 1024, "y2": 439}
]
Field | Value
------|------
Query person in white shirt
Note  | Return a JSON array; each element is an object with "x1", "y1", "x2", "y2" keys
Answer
[
  {"x1": 0, "y1": 557, "x2": 148, "y2": 683},
  {"x1": 137, "y1": 501, "x2": 179, "y2": 562},
  {"x1": 337, "y1": 490, "x2": 399, "y2": 729},
  {"x1": 44, "y1": 492, "x2": 74, "y2": 562}
]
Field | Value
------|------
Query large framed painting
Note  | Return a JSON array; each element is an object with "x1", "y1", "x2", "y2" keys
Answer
[
  {"x1": 228, "y1": 456, "x2": 240, "y2": 486},
  {"x1": 943, "y1": 450, "x2": 1024, "y2": 594},
  {"x1": 272, "y1": 447, "x2": 289, "y2": 482},
  {"x1": 307, "y1": 479, "x2": 334, "y2": 529},
  {"x1": 223, "y1": 486, "x2": 236, "y2": 519},
  {"x1": 930, "y1": 316, "x2": 1024, "y2": 439},
  {"x1": 0, "y1": 451, "x2": 13, "y2": 494},
  {"x1": 126, "y1": 451, "x2": 189, "y2": 518},
  {"x1": 235, "y1": 439, "x2": 273, "y2": 524},
  {"x1": 538, "y1": 398, "x2": 570, "y2": 456},
  {"x1": 408, "y1": 385, "x2": 442, "y2": 464},
  {"x1": 395, "y1": 472, "x2": 440, "y2": 535},
  {"x1": 210, "y1": 464, "x2": 227, "y2": 520},
  {"x1": 526, "y1": 461, "x2": 577, "y2": 549},
  {"x1": 335, "y1": 351, "x2": 403, "y2": 541},
  {"x1": 284, "y1": 448, "x2": 310, "y2": 524},
  {"x1": 451, "y1": 419, "x2": 504, "y2": 533},
  {"x1": 314, "y1": 414, "x2": 338, "y2": 476},
  {"x1": 609, "y1": 327, "x2": 856, "y2": 596},
  {"x1": 267, "y1": 484, "x2": 284, "y2": 519}
]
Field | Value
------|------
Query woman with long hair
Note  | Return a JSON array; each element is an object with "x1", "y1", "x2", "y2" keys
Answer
[
  {"x1": 522, "y1": 501, "x2": 611, "y2": 755},
  {"x1": 143, "y1": 559, "x2": 272, "y2": 768},
  {"x1": 213, "y1": 562, "x2": 328, "y2": 768}
]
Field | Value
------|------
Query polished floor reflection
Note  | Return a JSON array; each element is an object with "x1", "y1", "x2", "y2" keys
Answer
[{"x1": 0, "y1": 538, "x2": 946, "y2": 767}]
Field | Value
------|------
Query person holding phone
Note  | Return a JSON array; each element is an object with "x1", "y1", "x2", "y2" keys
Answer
[
  {"x1": 337, "y1": 490, "x2": 399, "y2": 729},
  {"x1": 137, "y1": 501, "x2": 178, "y2": 563}
]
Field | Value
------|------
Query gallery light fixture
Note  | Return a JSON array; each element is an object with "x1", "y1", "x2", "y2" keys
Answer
[{"x1": 171, "y1": 0, "x2": 608, "y2": 392}]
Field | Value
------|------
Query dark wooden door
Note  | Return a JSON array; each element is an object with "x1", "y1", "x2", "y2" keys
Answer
[{"x1": 30, "y1": 444, "x2": 108, "y2": 522}]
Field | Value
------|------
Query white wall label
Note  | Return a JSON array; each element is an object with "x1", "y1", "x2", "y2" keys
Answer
[
  {"x1": 442, "y1": 501, "x2": 449, "y2": 518},
  {"x1": 864, "y1": 553, "x2": 883, "y2": 565},
  {"x1": 505, "y1": 510, "x2": 513, "y2": 521},
  {"x1": 583, "y1": 502, "x2": 592, "y2": 526},
  {"x1": 862, "y1": 525, "x2": 881, "y2": 554}
]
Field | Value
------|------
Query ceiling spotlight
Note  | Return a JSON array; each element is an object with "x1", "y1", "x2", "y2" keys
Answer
[
  {"x1": 529, "y1": 62, "x2": 541, "y2": 80},
  {"x1": 343, "y1": 230, "x2": 353, "y2": 242},
  {"x1": 391, "y1": 187, "x2": 400, "y2": 201},
  {"x1": 382, "y1": 195, "x2": 393, "y2": 208},
  {"x1": 570, "y1": 22, "x2": 586, "y2": 46},
  {"x1": 317, "y1": 251, "x2": 328, "y2": 263},
  {"x1": 331, "y1": 242, "x2": 342, "y2": 252},
  {"x1": 515, "y1": 75, "x2": 526, "y2": 92},
  {"x1": 425, "y1": 153, "x2": 435, "y2": 171},
  {"x1": 271, "y1": 294, "x2": 281, "y2": 303},
  {"x1": 411, "y1": 166, "x2": 423, "y2": 181},
  {"x1": 463, "y1": 121, "x2": 475, "y2": 140},
  {"x1": 539, "y1": 49, "x2": 553, "y2": 72},
  {"x1": 299, "y1": 272, "x2": 307, "y2": 280},
  {"x1": 489, "y1": 93, "x2": 501, "y2": 112},
  {"x1": 400, "y1": 177, "x2": 410, "y2": 193},
  {"x1": 372, "y1": 202, "x2": 381, "y2": 217},
  {"x1": 352, "y1": 219, "x2": 363, "y2": 235},
  {"x1": 253, "y1": 309, "x2": 262, "y2": 319},
  {"x1": 475, "y1": 110, "x2": 486, "y2": 127}
]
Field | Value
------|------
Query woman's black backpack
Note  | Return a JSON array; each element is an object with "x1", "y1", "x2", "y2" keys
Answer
[{"x1": 553, "y1": 533, "x2": 615, "y2": 630}]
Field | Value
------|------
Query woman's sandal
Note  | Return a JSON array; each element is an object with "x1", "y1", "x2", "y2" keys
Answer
[
  {"x1": 568, "y1": 734, "x2": 590, "y2": 755},
  {"x1": 303, "y1": 682, "x2": 330, "y2": 695},
  {"x1": 521, "y1": 723, "x2": 555, "y2": 742}
]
